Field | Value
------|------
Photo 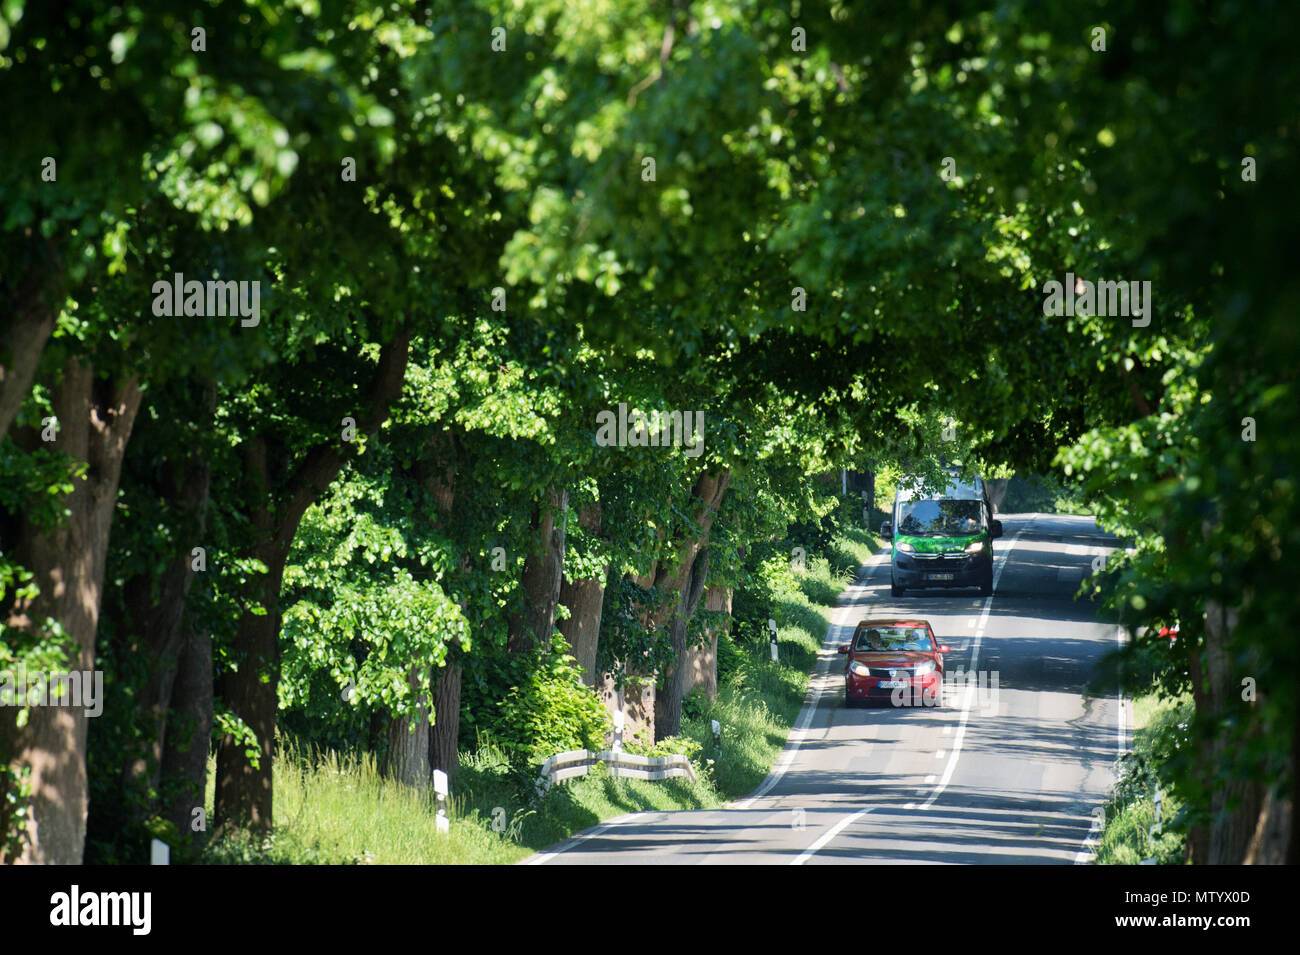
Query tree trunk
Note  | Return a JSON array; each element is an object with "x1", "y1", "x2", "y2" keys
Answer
[
  {"x1": 117, "y1": 411, "x2": 213, "y2": 809},
  {"x1": 558, "y1": 501, "x2": 605, "y2": 686},
  {"x1": 861, "y1": 469, "x2": 876, "y2": 514},
  {"x1": 1185, "y1": 624, "x2": 1212, "y2": 865},
  {"x1": 1203, "y1": 598, "x2": 1265, "y2": 863},
  {"x1": 560, "y1": 578, "x2": 605, "y2": 686},
  {"x1": 986, "y1": 477, "x2": 1010, "y2": 514},
  {"x1": 382, "y1": 668, "x2": 430, "y2": 788},
  {"x1": 0, "y1": 359, "x2": 141, "y2": 864},
  {"x1": 656, "y1": 546, "x2": 711, "y2": 739},
  {"x1": 213, "y1": 551, "x2": 283, "y2": 831},
  {"x1": 508, "y1": 486, "x2": 568, "y2": 654},
  {"x1": 214, "y1": 437, "x2": 282, "y2": 833},
  {"x1": 1244, "y1": 783, "x2": 1292, "y2": 865},
  {"x1": 0, "y1": 255, "x2": 61, "y2": 443},
  {"x1": 684, "y1": 586, "x2": 731, "y2": 700},
  {"x1": 647, "y1": 470, "x2": 729, "y2": 741},
  {"x1": 160, "y1": 618, "x2": 213, "y2": 845},
  {"x1": 428, "y1": 657, "x2": 462, "y2": 782}
]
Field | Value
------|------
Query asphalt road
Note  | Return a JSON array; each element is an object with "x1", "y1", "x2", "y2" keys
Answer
[{"x1": 528, "y1": 513, "x2": 1127, "y2": 865}]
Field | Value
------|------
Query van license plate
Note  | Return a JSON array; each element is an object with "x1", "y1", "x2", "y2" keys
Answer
[{"x1": 928, "y1": 573, "x2": 954, "y2": 581}]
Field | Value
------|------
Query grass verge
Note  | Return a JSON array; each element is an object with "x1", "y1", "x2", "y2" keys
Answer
[{"x1": 1093, "y1": 691, "x2": 1191, "y2": 865}]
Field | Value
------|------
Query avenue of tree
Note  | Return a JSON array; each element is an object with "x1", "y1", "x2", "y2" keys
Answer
[{"x1": 1, "y1": 1, "x2": 1294, "y2": 864}]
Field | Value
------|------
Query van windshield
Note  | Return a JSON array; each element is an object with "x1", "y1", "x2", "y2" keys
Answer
[{"x1": 897, "y1": 499, "x2": 983, "y2": 537}]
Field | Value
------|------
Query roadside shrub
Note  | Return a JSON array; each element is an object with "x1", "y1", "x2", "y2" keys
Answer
[
  {"x1": 491, "y1": 644, "x2": 611, "y2": 768},
  {"x1": 625, "y1": 734, "x2": 703, "y2": 771},
  {"x1": 732, "y1": 553, "x2": 796, "y2": 646},
  {"x1": 682, "y1": 687, "x2": 709, "y2": 723},
  {"x1": 716, "y1": 624, "x2": 748, "y2": 685}
]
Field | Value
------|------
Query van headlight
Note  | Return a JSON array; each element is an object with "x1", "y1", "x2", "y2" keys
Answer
[
  {"x1": 897, "y1": 542, "x2": 915, "y2": 553},
  {"x1": 964, "y1": 540, "x2": 986, "y2": 554}
]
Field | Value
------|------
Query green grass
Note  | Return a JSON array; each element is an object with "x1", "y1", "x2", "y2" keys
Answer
[
  {"x1": 197, "y1": 524, "x2": 882, "y2": 865},
  {"x1": 1093, "y1": 691, "x2": 1191, "y2": 865},
  {"x1": 200, "y1": 743, "x2": 529, "y2": 864}
]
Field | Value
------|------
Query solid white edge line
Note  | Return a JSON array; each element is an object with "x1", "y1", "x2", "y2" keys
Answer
[{"x1": 523, "y1": 811, "x2": 646, "y2": 865}]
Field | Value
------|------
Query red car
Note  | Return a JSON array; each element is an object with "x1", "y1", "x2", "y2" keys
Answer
[{"x1": 839, "y1": 618, "x2": 951, "y2": 708}]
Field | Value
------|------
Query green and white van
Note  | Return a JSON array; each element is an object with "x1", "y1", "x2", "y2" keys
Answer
[{"x1": 881, "y1": 473, "x2": 1002, "y2": 597}]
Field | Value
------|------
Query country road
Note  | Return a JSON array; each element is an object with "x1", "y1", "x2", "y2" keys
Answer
[{"x1": 528, "y1": 513, "x2": 1126, "y2": 865}]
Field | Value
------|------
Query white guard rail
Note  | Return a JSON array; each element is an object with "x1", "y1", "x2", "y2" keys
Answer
[{"x1": 535, "y1": 748, "x2": 696, "y2": 794}]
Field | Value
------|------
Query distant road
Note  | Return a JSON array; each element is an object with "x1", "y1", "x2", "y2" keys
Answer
[{"x1": 528, "y1": 513, "x2": 1126, "y2": 865}]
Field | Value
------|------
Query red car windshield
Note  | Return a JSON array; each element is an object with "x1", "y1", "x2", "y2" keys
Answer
[{"x1": 853, "y1": 626, "x2": 933, "y2": 652}]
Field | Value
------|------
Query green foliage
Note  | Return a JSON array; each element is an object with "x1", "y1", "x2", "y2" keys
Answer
[
  {"x1": 277, "y1": 450, "x2": 471, "y2": 756},
  {"x1": 731, "y1": 552, "x2": 800, "y2": 649},
  {"x1": 681, "y1": 688, "x2": 709, "y2": 724},
  {"x1": 490, "y1": 643, "x2": 611, "y2": 768},
  {"x1": 625, "y1": 734, "x2": 702, "y2": 764},
  {"x1": 0, "y1": 761, "x2": 32, "y2": 862},
  {"x1": 715, "y1": 623, "x2": 747, "y2": 687}
]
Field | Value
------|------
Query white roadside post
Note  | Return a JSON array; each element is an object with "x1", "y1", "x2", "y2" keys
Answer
[
  {"x1": 768, "y1": 618, "x2": 779, "y2": 662},
  {"x1": 150, "y1": 838, "x2": 169, "y2": 865},
  {"x1": 433, "y1": 768, "x2": 450, "y2": 835},
  {"x1": 1150, "y1": 785, "x2": 1163, "y2": 848},
  {"x1": 711, "y1": 719, "x2": 721, "y2": 752},
  {"x1": 613, "y1": 710, "x2": 625, "y2": 751},
  {"x1": 1140, "y1": 784, "x2": 1163, "y2": 864}
]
